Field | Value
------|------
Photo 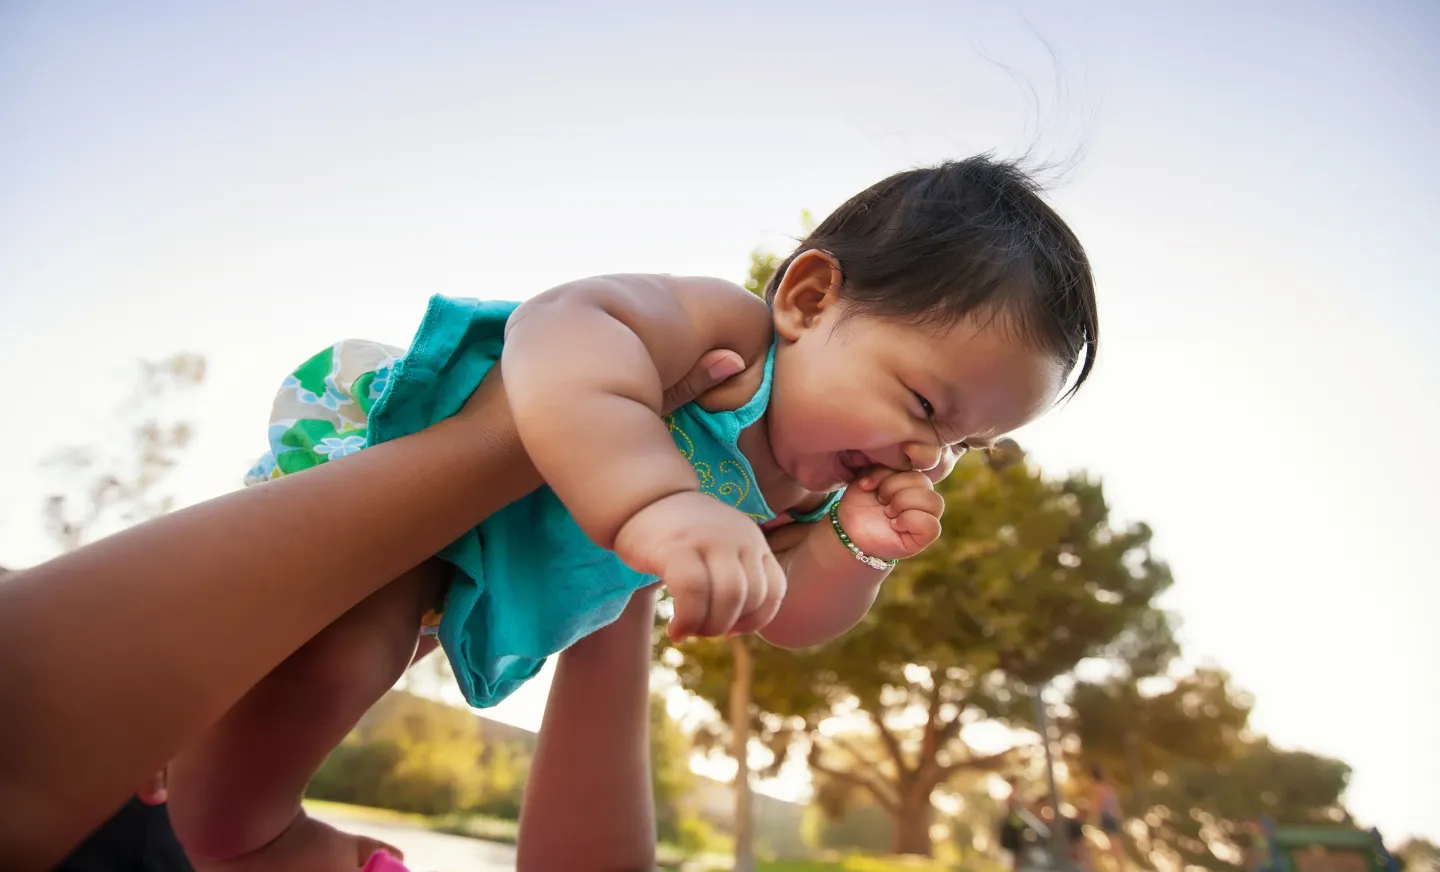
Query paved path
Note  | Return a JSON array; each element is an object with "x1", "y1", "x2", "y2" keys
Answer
[{"x1": 309, "y1": 808, "x2": 517, "y2": 872}]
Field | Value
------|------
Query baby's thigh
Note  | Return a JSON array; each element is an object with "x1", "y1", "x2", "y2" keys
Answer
[{"x1": 293, "y1": 560, "x2": 448, "y2": 689}]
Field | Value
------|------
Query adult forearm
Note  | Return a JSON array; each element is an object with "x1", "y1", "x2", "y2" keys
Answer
[
  {"x1": 0, "y1": 370, "x2": 542, "y2": 871},
  {"x1": 517, "y1": 587, "x2": 660, "y2": 872}
]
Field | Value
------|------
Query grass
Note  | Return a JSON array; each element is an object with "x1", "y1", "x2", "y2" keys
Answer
[
  {"x1": 426, "y1": 812, "x2": 520, "y2": 844},
  {"x1": 306, "y1": 800, "x2": 970, "y2": 872},
  {"x1": 302, "y1": 799, "x2": 431, "y2": 827},
  {"x1": 747, "y1": 859, "x2": 959, "y2": 872}
]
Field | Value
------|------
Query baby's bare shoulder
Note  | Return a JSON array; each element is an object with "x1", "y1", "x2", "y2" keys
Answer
[{"x1": 662, "y1": 275, "x2": 772, "y2": 343}]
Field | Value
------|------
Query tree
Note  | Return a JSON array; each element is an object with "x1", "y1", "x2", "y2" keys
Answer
[
  {"x1": 663, "y1": 633, "x2": 807, "y2": 871},
  {"x1": 1141, "y1": 739, "x2": 1352, "y2": 872},
  {"x1": 42, "y1": 353, "x2": 207, "y2": 551},
  {"x1": 1396, "y1": 838, "x2": 1440, "y2": 872},
  {"x1": 650, "y1": 691, "x2": 696, "y2": 843},
  {"x1": 1068, "y1": 662, "x2": 1253, "y2": 802},
  {"x1": 670, "y1": 442, "x2": 1172, "y2": 857},
  {"x1": 313, "y1": 690, "x2": 491, "y2": 815},
  {"x1": 1068, "y1": 662, "x2": 1253, "y2": 861}
]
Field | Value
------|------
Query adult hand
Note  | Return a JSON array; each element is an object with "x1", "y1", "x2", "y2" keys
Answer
[{"x1": 661, "y1": 349, "x2": 745, "y2": 413}]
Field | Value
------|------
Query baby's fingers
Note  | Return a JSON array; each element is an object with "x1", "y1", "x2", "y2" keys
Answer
[
  {"x1": 891, "y1": 508, "x2": 942, "y2": 546},
  {"x1": 882, "y1": 484, "x2": 944, "y2": 520},
  {"x1": 666, "y1": 552, "x2": 713, "y2": 641},
  {"x1": 697, "y1": 552, "x2": 747, "y2": 637},
  {"x1": 726, "y1": 548, "x2": 768, "y2": 636},
  {"x1": 876, "y1": 470, "x2": 936, "y2": 504},
  {"x1": 732, "y1": 550, "x2": 787, "y2": 635}
]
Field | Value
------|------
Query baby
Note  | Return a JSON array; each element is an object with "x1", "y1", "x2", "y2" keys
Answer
[{"x1": 163, "y1": 155, "x2": 1098, "y2": 870}]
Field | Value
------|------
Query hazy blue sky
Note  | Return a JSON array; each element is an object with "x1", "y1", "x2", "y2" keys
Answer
[{"x1": 2, "y1": 0, "x2": 1435, "y2": 842}]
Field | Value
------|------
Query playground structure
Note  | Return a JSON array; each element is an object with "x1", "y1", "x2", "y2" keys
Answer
[{"x1": 1255, "y1": 820, "x2": 1400, "y2": 872}]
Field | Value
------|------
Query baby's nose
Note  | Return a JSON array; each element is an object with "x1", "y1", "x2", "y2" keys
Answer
[{"x1": 902, "y1": 441, "x2": 943, "y2": 473}]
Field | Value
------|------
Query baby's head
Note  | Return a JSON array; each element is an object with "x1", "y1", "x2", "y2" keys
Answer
[{"x1": 765, "y1": 155, "x2": 1097, "y2": 493}]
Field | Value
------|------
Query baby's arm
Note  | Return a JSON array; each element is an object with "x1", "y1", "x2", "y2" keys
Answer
[
  {"x1": 761, "y1": 469, "x2": 945, "y2": 649},
  {"x1": 503, "y1": 274, "x2": 771, "y2": 547},
  {"x1": 758, "y1": 521, "x2": 889, "y2": 649}
]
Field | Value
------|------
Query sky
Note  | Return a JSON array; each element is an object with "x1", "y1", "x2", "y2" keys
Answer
[{"x1": 2, "y1": 0, "x2": 1437, "y2": 843}]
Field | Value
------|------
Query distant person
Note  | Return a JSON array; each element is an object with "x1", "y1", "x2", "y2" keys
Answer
[
  {"x1": 1037, "y1": 796, "x2": 1092, "y2": 872},
  {"x1": 1245, "y1": 819, "x2": 1273, "y2": 872},
  {"x1": 1089, "y1": 765, "x2": 1129, "y2": 871},
  {"x1": 999, "y1": 777, "x2": 1030, "y2": 871},
  {"x1": 1066, "y1": 808, "x2": 1094, "y2": 872}
]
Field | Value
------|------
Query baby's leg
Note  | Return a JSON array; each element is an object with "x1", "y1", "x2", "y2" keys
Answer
[{"x1": 166, "y1": 560, "x2": 447, "y2": 871}]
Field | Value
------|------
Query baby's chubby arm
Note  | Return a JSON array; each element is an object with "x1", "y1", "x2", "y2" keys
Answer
[
  {"x1": 503, "y1": 274, "x2": 784, "y2": 638},
  {"x1": 754, "y1": 519, "x2": 888, "y2": 649},
  {"x1": 503, "y1": 274, "x2": 770, "y2": 545},
  {"x1": 760, "y1": 469, "x2": 946, "y2": 649}
]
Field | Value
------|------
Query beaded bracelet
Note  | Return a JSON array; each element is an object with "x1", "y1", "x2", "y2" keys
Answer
[{"x1": 828, "y1": 500, "x2": 899, "y2": 571}]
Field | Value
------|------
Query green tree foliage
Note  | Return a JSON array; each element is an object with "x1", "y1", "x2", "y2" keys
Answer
[
  {"x1": 1142, "y1": 739, "x2": 1352, "y2": 872},
  {"x1": 1068, "y1": 658, "x2": 1358, "y2": 872},
  {"x1": 1396, "y1": 838, "x2": 1440, "y2": 872},
  {"x1": 469, "y1": 739, "x2": 530, "y2": 819},
  {"x1": 669, "y1": 439, "x2": 1172, "y2": 857},
  {"x1": 1069, "y1": 665, "x2": 1253, "y2": 808},
  {"x1": 651, "y1": 691, "x2": 697, "y2": 843},
  {"x1": 745, "y1": 250, "x2": 783, "y2": 298},
  {"x1": 308, "y1": 691, "x2": 528, "y2": 817},
  {"x1": 943, "y1": 771, "x2": 1008, "y2": 862},
  {"x1": 802, "y1": 445, "x2": 1168, "y2": 856}
]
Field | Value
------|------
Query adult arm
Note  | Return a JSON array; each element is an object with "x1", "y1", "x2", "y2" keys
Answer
[
  {"x1": 0, "y1": 348, "x2": 745, "y2": 871},
  {"x1": 516, "y1": 586, "x2": 662, "y2": 872}
]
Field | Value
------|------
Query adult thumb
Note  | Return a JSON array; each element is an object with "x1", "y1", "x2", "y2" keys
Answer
[{"x1": 661, "y1": 349, "x2": 745, "y2": 414}]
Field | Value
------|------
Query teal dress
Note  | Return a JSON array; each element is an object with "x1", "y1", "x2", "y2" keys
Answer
[{"x1": 362, "y1": 295, "x2": 838, "y2": 708}]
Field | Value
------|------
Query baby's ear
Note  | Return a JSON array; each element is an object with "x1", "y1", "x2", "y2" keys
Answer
[{"x1": 770, "y1": 250, "x2": 843, "y2": 341}]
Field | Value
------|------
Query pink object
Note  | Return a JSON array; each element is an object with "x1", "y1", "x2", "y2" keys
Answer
[{"x1": 363, "y1": 851, "x2": 410, "y2": 872}]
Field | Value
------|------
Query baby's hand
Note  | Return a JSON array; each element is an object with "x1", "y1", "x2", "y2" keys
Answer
[
  {"x1": 838, "y1": 469, "x2": 945, "y2": 560},
  {"x1": 614, "y1": 491, "x2": 785, "y2": 641}
]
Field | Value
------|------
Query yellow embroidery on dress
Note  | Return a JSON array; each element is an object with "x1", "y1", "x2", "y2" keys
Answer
[
  {"x1": 666, "y1": 415, "x2": 694, "y2": 461},
  {"x1": 668, "y1": 414, "x2": 767, "y2": 522},
  {"x1": 716, "y1": 460, "x2": 750, "y2": 505}
]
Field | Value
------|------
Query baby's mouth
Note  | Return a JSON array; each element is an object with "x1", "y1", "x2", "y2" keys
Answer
[{"x1": 837, "y1": 450, "x2": 870, "y2": 482}]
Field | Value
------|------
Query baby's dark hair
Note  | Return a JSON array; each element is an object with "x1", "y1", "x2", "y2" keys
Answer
[{"x1": 765, "y1": 155, "x2": 1098, "y2": 397}]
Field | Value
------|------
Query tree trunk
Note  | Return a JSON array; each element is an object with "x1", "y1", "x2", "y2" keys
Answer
[
  {"x1": 1126, "y1": 724, "x2": 1151, "y2": 861},
  {"x1": 729, "y1": 636, "x2": 755, "y2": 872},
  {"x1": 891, "y1": 793, "x2": 934, "y2": 857}
]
